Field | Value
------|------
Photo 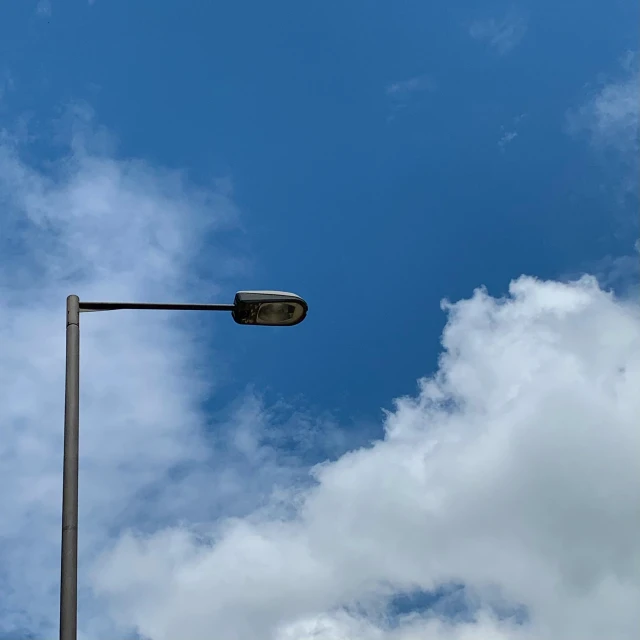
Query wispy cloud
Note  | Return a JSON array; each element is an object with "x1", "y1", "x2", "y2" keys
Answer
[
  {"x1": 0, "y1": 70, "x2": 14, "y2": 104},
  {"x1": 470, "y1": 10, "x2": 528, "y2": 55},
  {"x1": 567, "y1": 52, "x2": 639, "y2": 156},
  {"x1": 386, "y1": 74, "x2": 434, "y2": 99},
  {"x1": 566, "y1": 51, "x2": 639, "y2": 214},
  {"x1": 498, "y1": 130, "x2": 517, "y2": 149},
  {"x1": 36, "y1": 0, "x2": 52, "y2": 18},
  {"x1": 592, "y1": 243, "x2": 640, "y2": 297},
  {"x1": 385, "y1": 74, "x2": 435, "y2": 121},
  {"x1": 0, "y1": 107, "x2": 246, "y2": 637},
  {"x1": 498, "y1": 113, "x2": 527, "y2": 151}
]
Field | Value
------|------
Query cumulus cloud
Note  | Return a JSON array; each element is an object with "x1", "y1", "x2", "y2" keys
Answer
[
  {"x1": 469, "y1": 10, "x2": 528, "y2": 55},
  {"x1": 93, "y1": 278, "x2": 640, "y2": 640},
  {"x1": 1, "y1": 112, "x2": 639, "y2": 640}
]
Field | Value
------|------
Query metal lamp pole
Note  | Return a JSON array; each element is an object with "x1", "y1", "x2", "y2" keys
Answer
[
  {"x1": 59, "y1": 291, "x2": 307, "y2": 640},
  {"x1": 60, "y1": 295, "x2": 80, "y2": 640}
]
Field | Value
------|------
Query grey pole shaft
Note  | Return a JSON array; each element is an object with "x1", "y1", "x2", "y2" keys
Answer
[{"x1": 60, "y1": 295, "x2": 80, "y2": 640}]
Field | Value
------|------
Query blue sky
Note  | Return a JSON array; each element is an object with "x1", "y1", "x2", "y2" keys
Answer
[{"x1": 0, "y1": 1, "x2": 638, "y2": 639}]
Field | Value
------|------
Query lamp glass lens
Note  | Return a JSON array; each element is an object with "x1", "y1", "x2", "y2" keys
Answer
[{"x1": 256, "y1": 302, "x2": 304, "y2": 325}]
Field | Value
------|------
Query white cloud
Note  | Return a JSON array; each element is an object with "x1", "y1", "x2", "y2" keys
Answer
[
  {"x1": 586, "y1": 242, "x2": 640, "y2": 299},
  {"x1": 385, "y1": 75, "x2": 435, "y2": 122},
  {"x1": 93, "y1": 277, "x2": 640, "y2": 640},
  {"x1": 498, "y1": 114, "x2": 527, "y2": 151},
  {"x1": 36, "y1": 0, "x2": 52, "y2": 18},
  {"x1": 567, "y1": 52, "x2": 639, "y2": 156},
  {"x1": 470, "y1": 10, "x2": 528, "y2": 55},
  {"x1": 1, "y1": 112, "x2": 639, "y2": 640},
  {"x1": 566, "y1": 51, "x2": 639, "y2": 228},
  {"x1": 386, "y1": 75, "x2": 434, "y2": 99},
  {"x1": 498, "y1": 130, "x2": 517, "y2": 150},
  {"x1": 0, "y1": 111, "x2": 246, "y2": 637},
  {"x1": 0, "y1": 70, "x2": 14, "y2": 104}
]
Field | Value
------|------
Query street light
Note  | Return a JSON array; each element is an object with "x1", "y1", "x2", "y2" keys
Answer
[
  {"x1": 232, "y1": 290, "x2": 307, "y2": 326},
  {"x1": 60, "y1": 290, "x2": 308, "y2": 640}
]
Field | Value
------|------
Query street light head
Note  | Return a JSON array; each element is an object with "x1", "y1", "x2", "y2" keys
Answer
[{"x1": 232, "y1": 290, "x2": 308, "y2": 326}]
